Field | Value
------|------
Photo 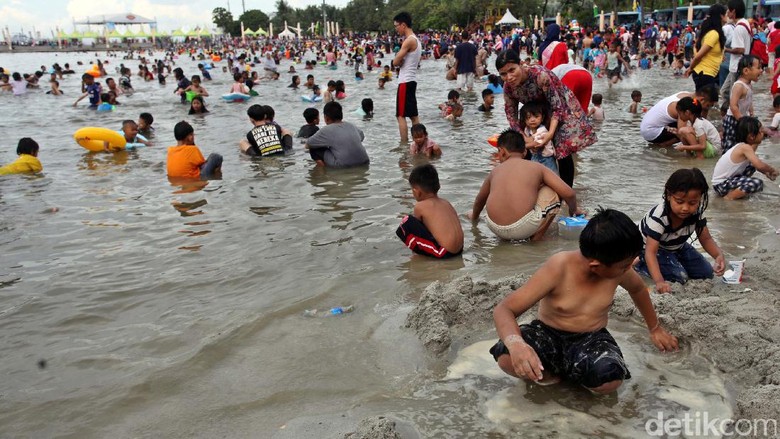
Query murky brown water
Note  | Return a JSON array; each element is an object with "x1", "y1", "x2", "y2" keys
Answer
[{"x1": 1, "y1": 50, "x2": 778, "y2": 438}]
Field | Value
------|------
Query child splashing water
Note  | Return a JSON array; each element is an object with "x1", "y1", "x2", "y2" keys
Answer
[{"x1": 635, "y1": 168, "x2": 725, "y2": 293}]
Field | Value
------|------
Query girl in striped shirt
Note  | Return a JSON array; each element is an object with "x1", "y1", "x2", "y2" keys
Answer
[{"x1": 635, "y1": 168, "x2": 725, "y2": 293}]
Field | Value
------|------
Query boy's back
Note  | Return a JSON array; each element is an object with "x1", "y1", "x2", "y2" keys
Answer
[
  {"x1": 167, "y1": 144, "x2": 205, "y2": 178},
  {"x1": 486, "y1": 159, "x2": 552, "y2": 225},
  {"x1": 414, "y1": 196, "x2": 463, "y2": 254},
  {"x1": 297, "y1": 124, "x2": 320, "y2": 139}
]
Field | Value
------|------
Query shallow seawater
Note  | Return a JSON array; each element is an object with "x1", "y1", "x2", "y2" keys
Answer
[{"x1": 0, "y1": 51, "x2": 777, "y2": 438}]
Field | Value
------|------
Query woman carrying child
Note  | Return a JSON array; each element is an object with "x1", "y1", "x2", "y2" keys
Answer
[
  {"x1": 496, "y1": 50, "x2": 596, "y2": 187},
  {"x1": 635, "y1": 168, "x2": 725, "y2": 292}
]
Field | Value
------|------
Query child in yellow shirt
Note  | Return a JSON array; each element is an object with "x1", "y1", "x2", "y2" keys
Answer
[{"x1": 0, "y1": 138, "x2": 42, "y2": 175}]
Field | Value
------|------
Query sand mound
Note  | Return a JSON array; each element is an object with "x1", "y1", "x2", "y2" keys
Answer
[
  {"x1": 344, "y1": 416, "x2": 401, "y2": 439},
  {"x1": 403, "y1": 275, "x2": 528, "y2": 354},
  {"x1": 404, "y1": 258, "x2": 780, "y2": 420}
]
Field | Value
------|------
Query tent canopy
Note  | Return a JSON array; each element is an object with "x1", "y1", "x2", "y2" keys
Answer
[
  {"x1": 74, "y1": 13, "x2": 156, "y2": 25},
  {"x1": 496, "y1": 9, "x2": 520, "y2": 25},
  {"x1": 278, "y1": 27, "x2": 296, "y2": 39}
]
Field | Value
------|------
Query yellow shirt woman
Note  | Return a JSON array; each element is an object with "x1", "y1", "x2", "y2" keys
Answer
[{"x1": 691, "y1": 30, "x2": 723, "y2": 77}]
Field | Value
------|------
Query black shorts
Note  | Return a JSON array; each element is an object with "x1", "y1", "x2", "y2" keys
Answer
[
  {"x1": 396, "y1": 81, "x2": 418, "y2": 118},
  {"x1": 608, "y1": 66, "x2": 621, "y2": 79},
  {"x1": 396, "y1": 215, "x2": 460, "y2": 258},
  {"x1": 649, "y1": 123, "x2": 678, "y2": 144},
  {"x1": 489, "y1": 319, "x2": 631, "y2": 388}
]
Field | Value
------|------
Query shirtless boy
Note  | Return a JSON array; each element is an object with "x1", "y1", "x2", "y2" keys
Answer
[
  {"x1": 396, "y1": 164, "x2": 464, "y2": 258},
  {"x1": 490, "y1": 209, "x2": 679, "y2": 394},
  {"x1": 468, "y1": 129, "x2": 584, "y2": 241}
]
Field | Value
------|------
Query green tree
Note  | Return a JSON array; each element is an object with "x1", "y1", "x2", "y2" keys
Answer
[
  {"x1": 212, "y1": 7, "x2": 235, "y2": 32},
  {"x1": 342, "y1": 0, "x2": 386, "y2": 31},
  {"x1": 239, "y1": 9, "x2": 270, "y2": 32},
  {"x1": 273, "y1": 0, "x2": 298, "y2": 29}
]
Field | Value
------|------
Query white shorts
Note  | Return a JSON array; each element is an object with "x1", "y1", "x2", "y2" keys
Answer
[
  {"x1": 457, "y1": 72, "x2": 474, "y2": 90},
  {"x1": 486, "y1": 186, "x2": 561, "y2": 241}
]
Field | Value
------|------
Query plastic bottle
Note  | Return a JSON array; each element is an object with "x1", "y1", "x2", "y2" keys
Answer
[{"x1": 302, "y1": 305, "x2": 354, "y2": 317}]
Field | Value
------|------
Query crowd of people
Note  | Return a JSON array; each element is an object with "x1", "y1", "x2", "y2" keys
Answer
[{"x1": 1, "y1": 1, "x2": 778, "y2": 397}]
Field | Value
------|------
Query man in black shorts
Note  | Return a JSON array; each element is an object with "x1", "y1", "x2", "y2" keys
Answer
[{"x1": 392, "y1": 12, "x2": 421, "y2": 142}]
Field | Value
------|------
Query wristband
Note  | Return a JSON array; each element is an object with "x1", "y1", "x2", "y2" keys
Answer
[
  {"x1": 505, "y1": 334, "x2": 525, "y2": 346},
  {"x1": 649, "y1": 322, "x2": 660, "y2": 332}
]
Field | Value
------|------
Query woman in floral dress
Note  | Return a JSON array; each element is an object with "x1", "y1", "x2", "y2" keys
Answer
[{"x1": 496, "y1": 50, "x2": 596, "y2": 187}]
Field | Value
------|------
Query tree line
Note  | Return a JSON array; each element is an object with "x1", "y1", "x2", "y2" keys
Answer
[{"x1": 213, "y1": 0, "x2": 722, "y2": 35}]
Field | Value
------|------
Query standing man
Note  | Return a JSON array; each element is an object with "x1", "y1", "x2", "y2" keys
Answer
[
  {"x1": 721, "y1": 0, "x2": 751, "y2": 103},
  {"x1": 454, "y1": 31, "x2": 479, "y2": 92},
  {"x1": 392, "y1": 12, "x2": 421, "y2": 143}
]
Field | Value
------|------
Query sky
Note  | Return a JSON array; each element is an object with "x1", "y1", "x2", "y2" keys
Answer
[{"x1": 0, "y1": 0, "x2": 349, "y2": 35}]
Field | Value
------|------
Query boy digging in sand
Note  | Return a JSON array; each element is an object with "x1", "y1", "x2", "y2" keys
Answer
[
  {"x1": 490, "y1": 208, "x2": 679, "y2": 394},
  {"x1": 468, "y1": 129, "x2": 584, "y2": 241}
]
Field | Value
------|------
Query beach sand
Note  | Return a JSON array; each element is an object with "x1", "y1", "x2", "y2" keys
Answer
[{"x1": 336, "y1": 227, "x2": 780, "y2": 438}]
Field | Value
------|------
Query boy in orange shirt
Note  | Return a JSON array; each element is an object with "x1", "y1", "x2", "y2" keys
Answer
[{"x1": 167, "y1": 121, "x2": 222, "y2": 179}]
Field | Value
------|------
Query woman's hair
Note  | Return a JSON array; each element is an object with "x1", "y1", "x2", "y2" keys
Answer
[
  {"x1": 289, "y1": 75, "x2": 299, "y2": 88},
  {"x1": 738, "y1": 54, "x2": 758, "y2": 75},
  {"x1": 495, "y1": 50, "x2": 521, "y2": 70},
  {"x1": 676, "y1": 96, "x2": 703, "y2": 118},
  {"x1": 188, "y1": 96, "x2": 209, "y2": 114},
  {"x1": 335, "y1": 80, "x2": 345, "y2": 93},
  {"x1": 696, "y1": 4, "x2": 726, "y2": 51},
  {"x1": 233, "y1": 73, "x2": 242, "y2": 82},
  {"x1": 663, "y1": 168, "x2": 710, "y2": 236},
  {"x1": 735, "y1": 116, "x2": 762, "y2": 143},
  {"x1": 488, "y1": 74, "x2": 500, "y2": 86}
]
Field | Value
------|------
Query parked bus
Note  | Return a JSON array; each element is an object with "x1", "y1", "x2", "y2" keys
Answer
[
  {"x1": 758, "y1": 0, "x2": 780, "y2": 20},
  {"x1": 652, "y1": 5, "x2": 709, "y2": 26},
  {"x1": 602, "y1": 11, "x2": 652, "y2": 26}
]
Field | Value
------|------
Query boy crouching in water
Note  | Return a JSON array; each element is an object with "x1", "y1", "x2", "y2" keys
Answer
[
  {"x1": 396, "y1": 164, "x2": 464, "y2": 258},
  {"x1": 468, "y1": 129, "x2": 584, "y2": 241},
  {"x1": 490, "y1": 209, "x2": 678, "y2": 394}
]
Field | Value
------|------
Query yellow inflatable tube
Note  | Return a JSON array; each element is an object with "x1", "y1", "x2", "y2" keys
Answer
[{"x1": 74, "y1": 127, "x2": 127, "y2": 152}]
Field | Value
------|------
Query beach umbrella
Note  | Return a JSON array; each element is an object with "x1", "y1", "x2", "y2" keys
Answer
[
  {"x1": 687, "y1": 3, "x2": 694, "y2": 24},
  {"x1": 256, "y1": 28, "x2": 267, "y2": 35},
  {"x1": 599, "y1": 10, "x2": 605, "y2": 32},
  {"x1": 200, "y1": 27, "x2": 211, "y2": 37}
]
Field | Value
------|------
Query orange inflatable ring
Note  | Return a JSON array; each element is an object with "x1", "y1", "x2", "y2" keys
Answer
[
  {"x1": 212, "y1": 56, "x2": 222, "y2": 62},
  {"x1": 86, "y1": 69, "x2": 101, "y2": 78},
  {"x1": 487, "y1": 134, "x2": 499, "y2": 148}
]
